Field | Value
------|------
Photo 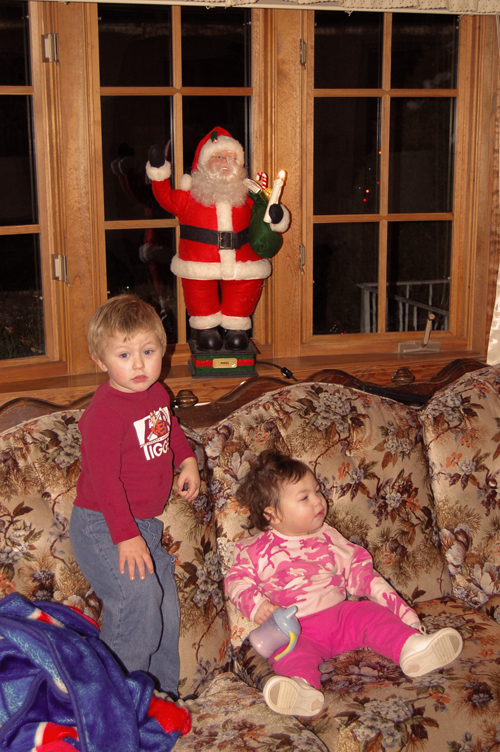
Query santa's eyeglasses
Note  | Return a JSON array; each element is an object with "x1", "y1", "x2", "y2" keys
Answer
[{"x1": 211, "y1": 155, "x2": 237, "y2": 164}]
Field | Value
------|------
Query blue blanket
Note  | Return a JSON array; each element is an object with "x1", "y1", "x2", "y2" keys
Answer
[{"x1": 0, "y1": 594, "x2": 190, "y2": 752}]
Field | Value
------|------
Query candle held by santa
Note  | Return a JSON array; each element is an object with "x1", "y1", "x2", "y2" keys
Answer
[{"x1": 264, "y1": 170, "x2": 286, "y2": 223}]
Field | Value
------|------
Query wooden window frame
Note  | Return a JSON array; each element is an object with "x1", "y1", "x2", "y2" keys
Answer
[
  {"x1": 97, "y1": 4, "x2": 255, "y2": 355},
  {"x1": 305, "y1": 14, "x2": 457, "y2": 340},
  {"x1": 0, "y1": 4, "x2": 497, "y2": 401},
  {"x1": 0, "y1": 2, "x2": 67, "y2": 382},
  {"x1": 268, "y1": 10, "x2": 499, "y2": 362}
]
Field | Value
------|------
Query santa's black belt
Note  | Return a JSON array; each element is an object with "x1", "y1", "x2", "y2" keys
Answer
[{"x1": 179, "y1": 225, "x2": 249, "y2": 250}]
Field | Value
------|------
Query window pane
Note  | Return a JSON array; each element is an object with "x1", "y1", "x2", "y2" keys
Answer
[
  {"x1": 98, "y1": 3, "x2": 172, "y2": 87},
  {"x1": 182, "y1": 97, "x2": 250, "y2": 171},
  {"x1": 314, "y1": 11, "x2": 382, "y2": 90},
  {"x1": 386, "y1": 221, "x2": 451, "y2": 333},
  {"x1": 314, "y1": 98, "x2": 380, "y2": 216},
  {"x1": 313, "y1": 223, "x2": 379, "y2": 335},
  {"x1": 181, "y1": 7, "x2": 250, "y2": 88},
  {"x1": 0, "y1": 0, "x2": 30, "y2": 86},
  {"x1": 106, "y1": 227, "x2": 178, "y2": 343},
  {"x1": 0, "y1": 95, "x2": 37, "y2": 226},
  {"x1": 389, "y1": 97, "x2": 454, "y2": 214},
  {"x1": 391, "y1": 14, "x2": 459, "y2": 90},
  {"x1": 101, "y1": 96, "x2": 173, "y2": 221},
  {"x1": 0, "y1": 234, "x2": 44, "y2": 359}
]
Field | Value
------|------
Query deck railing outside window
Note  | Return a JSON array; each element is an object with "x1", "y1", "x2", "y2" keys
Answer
[{"x1": 357, "y1": 279, "x2": 450, "y2": 333}]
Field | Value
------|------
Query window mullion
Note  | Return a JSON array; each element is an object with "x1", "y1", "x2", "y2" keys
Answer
[
  {"x1": 171, "y1": 5, "x2": 187, "y2": 345},
  {"x1": 377, "y1": 13, "x2": 393, "y2": 334},
  {"x1": 29, "y1": 0, "x2": 62, "y2": 364}
]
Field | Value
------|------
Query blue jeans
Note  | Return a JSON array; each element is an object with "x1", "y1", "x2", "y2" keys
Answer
[{"x1": 69, "y1": 506, "x2": 180, "y2": 694}]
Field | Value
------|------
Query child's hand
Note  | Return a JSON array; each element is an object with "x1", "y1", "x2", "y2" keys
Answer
[
  {"x1": 254, "y1": 599, "x2": 276, "y2": 625},
  {"x1": 117, "y1": 535, "x2": 154, "y2": 581},
  {"x1": 177, "y1": 456, "x2": 200, "y2": 501}
]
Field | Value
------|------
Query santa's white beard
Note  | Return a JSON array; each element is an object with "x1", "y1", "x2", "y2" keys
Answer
[{"x1": 190, "y1": 162, "x2": 249, "y2": 207}]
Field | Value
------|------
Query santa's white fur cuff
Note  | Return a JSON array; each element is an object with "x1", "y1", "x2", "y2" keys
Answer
[
  {"x1": 146, "y1": 161, "x2": 171, "y2": 182},
  {"x1": 270, "y1": 205, "x2": 291, "y2": 234}
]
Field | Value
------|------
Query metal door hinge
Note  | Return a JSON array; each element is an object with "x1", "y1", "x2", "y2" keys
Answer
[
  {"x1": 299, "y1": 244, "x2": 306, "y2": 275},
  {"x1": 42, "y1": 33, "x2": 59, "y2": 64},
  {"x1": 52, "y1": 254, "x2": 70, "y2": 287},
  {"x1": 300, "y1": 39, "x2": 307, "y2": 68}
]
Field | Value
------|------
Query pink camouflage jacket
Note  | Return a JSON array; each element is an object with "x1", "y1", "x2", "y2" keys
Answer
[{"x1": 225, "y1": 523, "x2": 419, "y2": 626}]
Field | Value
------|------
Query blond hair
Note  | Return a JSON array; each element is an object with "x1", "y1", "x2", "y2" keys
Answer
[{"x1": 88, "y1": 294, "x2": 167, "y2": 360}]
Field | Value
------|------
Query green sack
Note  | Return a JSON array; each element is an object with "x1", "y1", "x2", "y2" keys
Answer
[{"x1": 247, "y1": 190, "x2": 283, "y2": 259}]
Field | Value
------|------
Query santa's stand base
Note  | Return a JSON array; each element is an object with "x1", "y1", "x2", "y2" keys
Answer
[{"x1": 188, "y1": 338, "x2": 259, "y2": 379}]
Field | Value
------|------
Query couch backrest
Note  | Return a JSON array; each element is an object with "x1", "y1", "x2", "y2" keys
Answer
[
  {"x1": 203, "y1": 381, "x2": 452, "y2": 647},
  {"x1": 420, "y1": 364, "x2": 500, "y2": 617},
  {"x1": 0, "y1": 409, "x2": 92, "y2": 609}
]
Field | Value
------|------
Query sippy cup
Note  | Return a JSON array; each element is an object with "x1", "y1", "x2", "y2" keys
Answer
[{"x1": 248, "y1": 605, "x2": 301, "y2": 661}]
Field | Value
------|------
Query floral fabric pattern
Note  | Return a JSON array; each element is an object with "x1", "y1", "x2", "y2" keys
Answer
[
  {"x1": 420, "y1": 366, "x2": 500, "y2": 616},
  {"x1": 176, "y1": 673, "x2": 330, "y2": 751},
  {"x1": 0, "y1": 411, "x2": 230, "y2": 698},
  {"x1": 203, "y1": 382, "x2": 452, "y2": 648},
  {"x1": 203, "y1": 375, "x2": 500, "y2": 751},
  {"x1": 2, "y1": 366, "x2": 500, "y2": 751}
]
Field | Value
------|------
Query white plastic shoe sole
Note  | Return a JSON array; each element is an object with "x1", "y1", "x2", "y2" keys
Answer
[
  {"x1": 401, "y1": 628, "x2": 463, "y2": 677},
  {"x1": 263, "y1": 676, "x2": 324, "y2": 717}
]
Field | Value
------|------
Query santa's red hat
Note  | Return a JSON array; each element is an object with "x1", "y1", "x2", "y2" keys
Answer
[{"x1": 192, "y1": 127, "x2": 245, "y2": 171}]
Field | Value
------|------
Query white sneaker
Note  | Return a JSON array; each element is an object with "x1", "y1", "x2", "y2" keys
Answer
[
  {"x1": 263, "y1": 676, "x2": 324, "y2": 717},
  {"x1": 400, "y1": 627, "x2": 463, "y2": 677}
]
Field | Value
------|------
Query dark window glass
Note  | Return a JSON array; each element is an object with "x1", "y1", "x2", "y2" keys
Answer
[
  {"x1": 314, "y1": 11, "x2": 382, "y2": 90},
  {"x1": 182, "y1": 97, "x2": 250, "y2": 172},
  {"x1": 101, "y1": 96, "x2": 173, "y2": 221},
  {"x1": 0, "y1": 95, "x2": 37, "y2": 225},
  {"x1": 0, "y1": 234, "x2": 44, "y2": 359},
  {"x1": 314, "y1": 98, "x2": 380, "y2": 215},
  {"x1": 105, "y1": 227, "x2": 178, "y2": 343},
  {"x1": 391, "y1": 14, "x2": 459, "y2": 90},
  {"x1": 313, "y1": 223, "x2": 379, "y2": 335},
  {"x1": 181, "y1": 7, "x2": 250, "y2": 88},
  {"x1": 0, "y1": 0, "x2": 30, "y2": 86},
  {"x1": 98, "y1": 3, "x2": 172, "y2": 87},
  {"x1": 389, "y1": 97, "x2": 455, "y2": 213},
  {"x1": 386, "y1": 221, "x2": 451, "y2": 332}
]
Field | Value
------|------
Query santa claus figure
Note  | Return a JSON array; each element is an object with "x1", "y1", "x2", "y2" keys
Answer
[{"x1": 146, "y1": 127, "x2": 290, "y2": 351}]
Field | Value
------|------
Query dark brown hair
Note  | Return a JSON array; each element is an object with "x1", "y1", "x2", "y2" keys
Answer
[{"x1": 236, "y1": 450, "x2": 312, "y2": 532}]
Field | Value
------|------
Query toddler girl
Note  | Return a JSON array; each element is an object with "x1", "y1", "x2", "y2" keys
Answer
[{"x1": 225, "y1": 450, "x2": 463, "y2": 717}]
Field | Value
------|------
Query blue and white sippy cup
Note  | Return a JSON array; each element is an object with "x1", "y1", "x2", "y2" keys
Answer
[{"x1": 248, "y1": 605, "x2": 301, "y2": 661}]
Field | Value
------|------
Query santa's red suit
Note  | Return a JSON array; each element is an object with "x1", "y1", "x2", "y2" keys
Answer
[
  {"x1": 148, "y1": 179, "x2": 271, "y2": 332},
  {"x1": 146, "y1": 128, "x2": 288, "y2": 344}
]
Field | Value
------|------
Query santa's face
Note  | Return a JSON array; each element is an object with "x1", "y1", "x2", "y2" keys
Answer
[
  {"x1": 208, "y1": 150, "x2": 238, "y2": 176},
  {"x1": 190, "y1": 151, "x2": 248, "y2": 207}
]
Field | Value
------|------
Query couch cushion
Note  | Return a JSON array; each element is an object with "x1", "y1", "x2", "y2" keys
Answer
[
  {"x1": 175, "y1": 672, "x2": 330, "y2": 752},
  {"x1": 233, "y1": 597, "x2": 500, "y2": 752},
  {"x1": 420, "y1": 364, "x2": 500, "y2": 615},
  {"x1": 203, "y1": 382, "x2": 452, "y2": 648}
]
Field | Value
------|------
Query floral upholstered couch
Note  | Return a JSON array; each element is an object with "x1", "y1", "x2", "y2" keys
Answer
[{"x1": 1, "y1": 363, "x2": 500, "y2": 751}]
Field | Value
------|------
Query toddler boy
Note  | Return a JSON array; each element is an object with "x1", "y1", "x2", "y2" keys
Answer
[{"x1": 70, "y1": 294, "x2": 200, "y2": 696}]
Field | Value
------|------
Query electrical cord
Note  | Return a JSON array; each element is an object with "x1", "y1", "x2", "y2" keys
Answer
[{"x1": 256, "y1": 360, "x2": 298, "y2": 381}]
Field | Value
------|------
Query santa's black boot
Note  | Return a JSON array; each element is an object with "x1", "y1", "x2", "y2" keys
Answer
[
  {"x1": 224, "y1": 329, "x2": 249, "y2": 351},
  {"x1": 194, "y1": 327, "x2": 223, "y2": 351}
]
